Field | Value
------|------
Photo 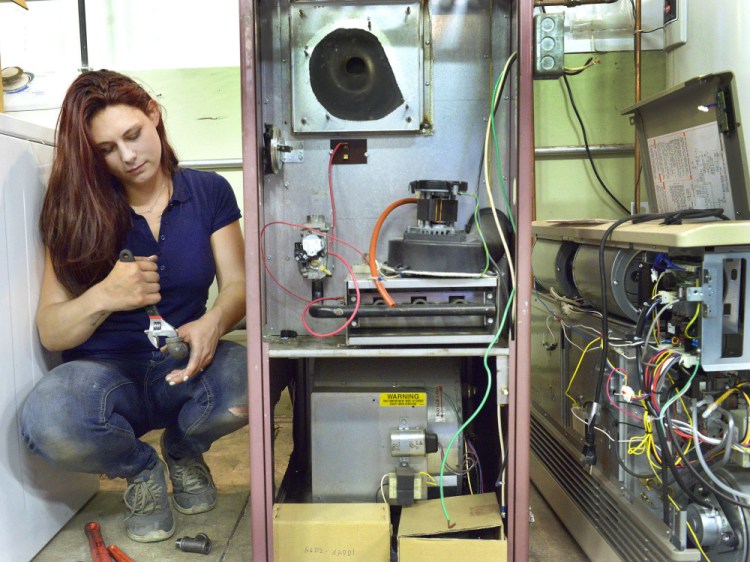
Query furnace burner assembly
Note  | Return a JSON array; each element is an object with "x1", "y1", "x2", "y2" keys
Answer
[{"x1": 309, "y1": 179, "x2": 511, "y2": 346}]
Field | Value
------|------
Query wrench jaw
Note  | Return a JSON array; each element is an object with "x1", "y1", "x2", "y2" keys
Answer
[
  {"x1": 145, "y1": 328, "x2": 160, "y2": 349},
  {"x1": 145, "y1": 316, "x2": 189, "y2": 360}
]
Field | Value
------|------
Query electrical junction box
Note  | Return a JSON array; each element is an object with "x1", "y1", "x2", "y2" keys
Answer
[
  {"x1": 397, "y1": 493, "x2": 507, "y2": 561},
  {"x1": 663, "y1": 0, "x2": 687, "y2": 51},
  {"x1": 533, "y1": 12, "x2": 564, "y2": 79},
  {"x1": 623, "y1": 72, "x2": 750, "y2": 219},
  {"x1": 273, "y1": 503, "x2": 390, "y2": 562}
]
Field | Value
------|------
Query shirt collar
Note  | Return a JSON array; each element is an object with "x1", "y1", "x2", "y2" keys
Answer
[{"x1": 170, "y1": 168, "x2": 191, "y2": 203}]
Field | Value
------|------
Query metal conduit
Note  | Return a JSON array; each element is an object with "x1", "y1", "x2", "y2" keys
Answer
[
  {"x1": 184, "y1": 147, "x2": 635, "y2": 170},
  {"x1": 534, "y1": 144, "x2": 634, "y2": 159},
  {"x1": 179, "y1": 158, "x2": 243, "y2": 170}
]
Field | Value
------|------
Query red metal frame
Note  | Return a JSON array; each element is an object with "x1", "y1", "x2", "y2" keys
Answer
[
  {"x1": 508, "y1": 1, "x2": 534, "y2": 560},
  {"x1": 239, "y1": 1, "x2": 275, "y2": 559},
  {"x1": 239, "y1": 1, "x2": 535, "y2": 559}
]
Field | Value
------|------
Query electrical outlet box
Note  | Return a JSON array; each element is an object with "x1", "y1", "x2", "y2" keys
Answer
[
  {"x1": 663, "y1": 0, "x2": 687, "y2": 51},
  {"x1": 533, "y1": 13, "x2": 564, "y2": 80}
]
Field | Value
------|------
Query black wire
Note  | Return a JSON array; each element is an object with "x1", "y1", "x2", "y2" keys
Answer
[
  {"x1": 637, "y1": 25, "x2": 666, "y2": 35},
  {"x1": 664, "y1": 403, "x2": 750, "y2": 510},
  {"x1": 586, "y1": 209, "x2": 727, "y2": 464},
  {"x1": 561, "y1": 74, "x2": 630, "y2": 215},
  {"x1": 651, "y1": 411, "x2": 712, "y2": 509},
  {"x1": 586, "y1": 215, "x2": 639, "y2": 458},
  {"x1": 564, "y1": 57, "x2": 595, "y2": 76}
]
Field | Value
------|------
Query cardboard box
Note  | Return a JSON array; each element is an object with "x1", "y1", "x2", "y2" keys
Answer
[
  {"x1": 397, "y1": 494, "x2": 507, "y2": 562},
  {"x1": 273, "y1": 503, "x2": 391, "y2": 562}
]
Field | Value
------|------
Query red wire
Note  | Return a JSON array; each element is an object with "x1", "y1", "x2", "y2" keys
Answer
[
  {"x1": 606, "y1": 368, "x2": 643, "y2": 422},
  {"x1": 301, "y1": 251, "x2": 360, "y2": 337},
  {"x1": 259, "y1": 221, "x2": 367, "y2": 305}
]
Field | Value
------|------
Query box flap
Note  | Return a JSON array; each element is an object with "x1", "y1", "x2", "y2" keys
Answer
[
  {"x1": 274, "y1": 502, "x2": 389, "y2": 524},
  {"x1": 399, "y1": 537, "x2": 507, "y2": 562},
  {"x1": 397, "y1": 493, "x2": 502, "y2": 538}
]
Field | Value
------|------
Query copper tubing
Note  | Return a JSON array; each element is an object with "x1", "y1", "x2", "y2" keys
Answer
[
  {"x1": 368, "y1": 198, "x2": 418, "y2": 307},
  {"x1": 634, "y1": 0, "x2": 642, "y2": 212},
  {"x1": 534, "y1": 0, "x2": 618, "y2": 5}
]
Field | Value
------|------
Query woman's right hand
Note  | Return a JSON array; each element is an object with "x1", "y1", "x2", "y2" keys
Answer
[{"x1": 98, "y1": 255, "x2": 161, "y2": 312}]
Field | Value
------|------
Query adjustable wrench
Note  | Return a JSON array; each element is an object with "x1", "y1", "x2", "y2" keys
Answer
[{"x1": 119, "y1": 249, "x2": 189, "y2": 360}]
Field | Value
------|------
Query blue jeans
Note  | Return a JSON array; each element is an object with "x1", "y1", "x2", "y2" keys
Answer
[{"x1": 21, "y1": 340, "x2": 249, "y2": 480}]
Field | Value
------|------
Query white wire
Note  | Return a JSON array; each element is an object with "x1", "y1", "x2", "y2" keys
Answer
[
  {"x1": 644, "y1": 302, "x2": 674, "y2": 347},
  {"x1": 483, "y1": 51, "x2": 517, "y2": 294},
  {"x1": 380, "y1": 473, "x2": 389, "y2": 504},
  {"x1": 691, "y1": 403, "x2": 750, "y2": 500},
  {"x1": 570, "y1": 407, "x2": 630, "y2": 443},
  {"x1": 547, "y1": 288, "x2": 603, "y2": 318},
  {"x1": 543, "y1": 314, "x2": 558, "y2": 349},
  {"x1": 670, "y1": 419, "x2": 723, "y2": 446},
  {"x1": 498, "y1": 403, "x2": 506, "y2": 512}
]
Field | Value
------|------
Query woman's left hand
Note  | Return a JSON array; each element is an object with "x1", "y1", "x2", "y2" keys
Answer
[{"x1": 164, "y1": 316, "x2": 220, "y2": 385}]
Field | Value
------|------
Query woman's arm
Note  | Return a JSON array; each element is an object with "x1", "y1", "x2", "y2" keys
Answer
[
  {"x1": 37, "y1": 250, "x2": 161, "y2": 351},
  {"x1": 165, "y1": 220, "x2": 245, "y2": 385}
]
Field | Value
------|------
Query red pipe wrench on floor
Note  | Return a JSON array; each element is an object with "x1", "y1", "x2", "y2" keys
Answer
[{"x1": 119, "y1": 249, "x2": 189, "y2": 360}]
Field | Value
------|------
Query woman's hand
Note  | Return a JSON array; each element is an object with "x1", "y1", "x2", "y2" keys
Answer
[
  {"x1": 164, "y1": 220, "x2": 246, "y2": 386},
  {"x1": 164, "y1": 315, "x2": 221, "y2": 385},
  {"x1": 37, "y1": 252, "x2": 162, "y2": 351},
  {"x1": 98, "y1": 255, "x2": 161, "y2": 312}
]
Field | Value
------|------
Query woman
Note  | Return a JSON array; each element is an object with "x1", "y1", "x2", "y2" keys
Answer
[{"x1": 21, "y1": 70, "x2": 248, "y2": 543}]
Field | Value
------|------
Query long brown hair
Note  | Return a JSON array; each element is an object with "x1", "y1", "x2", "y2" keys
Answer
[{"x1": 40, "y1": 69, "x2": 179, "y2": 296}]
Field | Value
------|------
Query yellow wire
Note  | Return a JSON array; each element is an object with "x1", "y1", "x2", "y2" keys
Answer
[
  {"x1": 627, "y1": 409, "x2": 652, "y2": 457},
  {"x1": 652, "y1": 271, "x2": 666, "y2": 298},
  {"x1": 565, "y1": 337, "x2": 601, "y2": 407},
  {"x1": 684, "y1": 304, "x2": 701, "y2": 338},
  {"x1": 563, "y1": 58, "x2": 600, "y2": 73},
  {"x1": 419, "y1": 471, "x2": 437, "y2": 485},
  {"x1": 643, "y1": 424, "x2": 711, "y2": 562},
  {"x1": 464, "y1": 441, "x2": 474, "y2": 495},
  {"x1": 666, "y1": 373, "x2": 693, "y2": 424},
  {"x1": 684, "y1": 279, "x2": 701, "y2": 338},
  {"x1": 667, "y1": 496, "x2": 712, "y2": 562}
]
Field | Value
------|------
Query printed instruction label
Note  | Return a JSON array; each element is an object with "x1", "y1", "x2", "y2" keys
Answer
[
  {"x1": 434, "y1": 385, "x2": 446, "y2": 422},
  {"x1": 380, "y1": 392, "x2": 427, "y2": 407},
  {"x1": 647, "y1": 122, "x2": 733, "y2": 216}
]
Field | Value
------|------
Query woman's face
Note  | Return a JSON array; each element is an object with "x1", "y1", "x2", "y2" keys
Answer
[{"x1": 89, "y1": 102, "x2": 163, "y2": 189}]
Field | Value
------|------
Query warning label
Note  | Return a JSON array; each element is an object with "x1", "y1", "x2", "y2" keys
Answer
[{"x1": 380, "y1": 392, "x2": 427, "y2": 407}]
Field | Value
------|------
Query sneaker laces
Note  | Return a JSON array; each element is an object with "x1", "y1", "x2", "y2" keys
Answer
[
  {"x1": 124, "y1": 478, "x2": 163, "y2": 518},
  {"x1": 173, "y1": 461, "x2": 213, "y2": 494}
]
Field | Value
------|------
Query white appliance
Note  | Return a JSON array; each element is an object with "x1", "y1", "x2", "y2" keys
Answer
[{"x1": 0, "y1": 113, "x2": 98, "y2": 560}]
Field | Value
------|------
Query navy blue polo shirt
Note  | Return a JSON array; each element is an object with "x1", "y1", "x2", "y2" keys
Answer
[{"x1": 62, "y1": 168, "x2": 242, "y2": 362}]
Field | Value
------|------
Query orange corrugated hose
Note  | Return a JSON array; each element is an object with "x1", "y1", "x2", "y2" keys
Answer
[{"x1": 368, "y1": 197, "x2": 418, "y2": 307}]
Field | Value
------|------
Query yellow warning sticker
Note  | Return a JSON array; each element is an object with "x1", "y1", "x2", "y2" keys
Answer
[{"x1": 380, "y1": 392, "x2": 427, "y2": 407}]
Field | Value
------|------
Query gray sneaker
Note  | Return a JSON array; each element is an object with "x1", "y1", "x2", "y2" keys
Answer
[
  {"x1": 161, "y1": 438, "x2": 217, "y2": 514},
  {"x1": 123, "y1": 460, "x2": 175, "y2": 543}
]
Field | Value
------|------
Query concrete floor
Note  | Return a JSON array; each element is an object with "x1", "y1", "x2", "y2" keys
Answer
[{"x1": 32, "y1": 391, "x2": 588, "y2": 561}]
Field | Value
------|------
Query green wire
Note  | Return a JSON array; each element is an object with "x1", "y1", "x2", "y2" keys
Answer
[
  {"x1": 460, "y1": 192, "x2": 490, "y2": 276},
  {"x1": 657, "y1": 359, "x2": 700, "y2": 426},
  {"x1": 438, "y1": 286, "x2": 516, "y2": 524},
  {"x1": 490, "y1": 77, "x2": 516, "y2": 235}
]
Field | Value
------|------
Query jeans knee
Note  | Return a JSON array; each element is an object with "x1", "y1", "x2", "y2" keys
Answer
[{"x1": 228, "y1": 406, "x2": 249, "y2": 418}]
